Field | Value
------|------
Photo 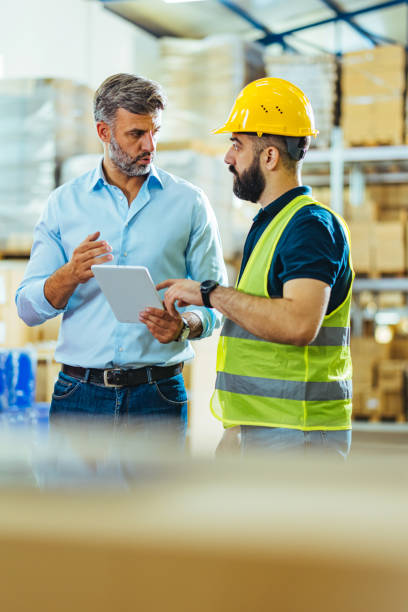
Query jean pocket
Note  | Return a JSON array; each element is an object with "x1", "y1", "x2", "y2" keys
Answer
[
  {"x1": 52, "y1": 374, "x2": 81, "y2": 400},
  {"x1": 154, "y1": 375, "x2": 187, "y2": 406}
]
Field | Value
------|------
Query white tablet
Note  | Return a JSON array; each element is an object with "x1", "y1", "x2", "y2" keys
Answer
[{"x1": 91, "y1": 264, "x2": 164, "y2": 323}]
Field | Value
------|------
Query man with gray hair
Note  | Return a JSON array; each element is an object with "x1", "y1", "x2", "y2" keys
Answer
[{"x1": 16, "y1": 73, "x2": 227, "y2": 438}]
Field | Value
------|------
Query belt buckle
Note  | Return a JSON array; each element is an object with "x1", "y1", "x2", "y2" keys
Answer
[{"x1": 103, "y1": 368, "x2": 124, "y2": 387}]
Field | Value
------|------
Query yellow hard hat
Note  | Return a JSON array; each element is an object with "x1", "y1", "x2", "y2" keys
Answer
[{"x1": 212, "y1": 77, "x2": 318, "y2": 138}]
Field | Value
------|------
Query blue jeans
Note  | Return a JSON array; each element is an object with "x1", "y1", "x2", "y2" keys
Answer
[
  {"x1": 240, "y1": 426, "x2": 351, "y2": 459},
  {"x1": 50, "y1": 371, "x2": 188, "y2": 442}
]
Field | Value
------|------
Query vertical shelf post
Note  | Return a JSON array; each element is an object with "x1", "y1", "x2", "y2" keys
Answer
[{"x1": 330, "y1": 126, "x2": 344, "y2": 215}]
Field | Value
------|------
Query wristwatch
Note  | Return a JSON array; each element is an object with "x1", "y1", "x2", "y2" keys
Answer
[
  {"x1": 200, "y1": 280, "x2": 219, "y2": 308},
  {"x1": 176, "y1": 316, "x2": 190, "y2": 342}
]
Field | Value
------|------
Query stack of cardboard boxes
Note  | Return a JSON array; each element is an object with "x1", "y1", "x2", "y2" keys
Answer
[
  {"x1": 0, "y1": 261, "x2": 60, "y2": 404},
  {"x1": 352, "y1": 337, "x2": 408, "y2": 421},
  {"x1": 341, "y1": 45, "x2": 406, "y2": 146},
  {"x1": 347, "y1": 219, "x2": 406, "y2": 276},
  {"x1": 312, "y1": 185, "x2": 408, "y2": 277}
]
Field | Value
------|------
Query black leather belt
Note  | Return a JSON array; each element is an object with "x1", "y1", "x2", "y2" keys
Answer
[{"x1": 62, "y1": 363, "x2": 183, "y2": 388}]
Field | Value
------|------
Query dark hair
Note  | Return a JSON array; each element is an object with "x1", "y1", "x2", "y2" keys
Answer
[
  {"x1": 93, "y1": 73, "x2": 167, "y2": 125},
  {"x1": 250, "y1": 133, "x2": 310, "y2": 171}
]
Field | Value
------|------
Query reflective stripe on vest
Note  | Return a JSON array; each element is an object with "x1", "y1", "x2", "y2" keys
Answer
[
  {"x1": 221, "y1": 318, "x2": 350, "y2": 347},
  {"x1": 216, "y1": 372, "x2": 352, "y2": 402},
  {"x1": 210, "y1": 194, "x2": 354, "y2": 431}
]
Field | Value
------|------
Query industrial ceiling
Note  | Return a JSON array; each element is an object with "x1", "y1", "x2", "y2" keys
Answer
[{"x1": 99, "y1": 0, "x2": 408, "y2": 54}]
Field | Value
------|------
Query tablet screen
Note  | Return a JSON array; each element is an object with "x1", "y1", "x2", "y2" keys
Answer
[{"x1": 92, "y1": 264, "x2": 164, "y2": 323}]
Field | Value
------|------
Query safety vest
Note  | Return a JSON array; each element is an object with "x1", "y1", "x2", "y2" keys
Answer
[{"x1": 210, "y1": 195, "x2": 354, "y2": 431}]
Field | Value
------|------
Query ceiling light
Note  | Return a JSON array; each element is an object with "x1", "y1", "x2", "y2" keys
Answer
[{"x1": 163, "y1": 0, "x2": 205, "y2": 3}]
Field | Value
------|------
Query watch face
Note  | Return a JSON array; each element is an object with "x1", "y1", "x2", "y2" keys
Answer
[
  {"x1": 178, "y1": 318, "x2": 190, "y2": 342},
  {"x1": 201, "y1": 280, "x2": 217, "y2": 292},
  {"x1": 180, "y1": 327, "x2": 189, "y2": 341},
  {"x1": 200, "y1": 280, "x2": 219, "y2": 308}
]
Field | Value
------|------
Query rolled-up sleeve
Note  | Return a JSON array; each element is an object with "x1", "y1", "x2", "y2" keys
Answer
[
  {"x1": 185, "y1": 189, "x2": 228, "y2": 339},
  {"x1": 15, "y1": 192, "x2": 68, "y2": 326}
]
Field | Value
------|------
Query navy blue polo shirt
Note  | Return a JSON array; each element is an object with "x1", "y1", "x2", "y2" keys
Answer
[{"x1": 238, "y1": 186, "x2": 352, "y2": 314}]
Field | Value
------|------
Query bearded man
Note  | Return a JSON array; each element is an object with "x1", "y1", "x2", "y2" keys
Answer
[
  {"x1": 16, "y1": 73, "x2": 227, "y2": 437},
  {"x1": 145, "y1": 78, "x2": 354, "y2": 457}
]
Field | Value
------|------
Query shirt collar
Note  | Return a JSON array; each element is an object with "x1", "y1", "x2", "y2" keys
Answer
[
  {"x1": 87, "y1": 157, "x2": 106, "y2": 192},
  {"x1": 87, "y1": 158, "x2": 164, "y2": 192},
  {"x1": 147, "y1": 163, "x2": 164, "y2": 190},
  {"x1": 253, "y1": 185, "x2": 312, "y2": 222}
]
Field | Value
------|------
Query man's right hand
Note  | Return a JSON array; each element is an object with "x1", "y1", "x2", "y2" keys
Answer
[
  {"x1": 67, "y1": 231, "x2": 113, "y2": 284},
  {"x1": 44, "y1": 231, "x2": 113, "y2": 310}
]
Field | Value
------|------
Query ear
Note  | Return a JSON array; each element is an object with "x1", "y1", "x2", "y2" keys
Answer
[
  {"x1": 263, "y1": 146, "x2": 280, "y2": 171},
  {"x1": 96, "y1": 121, "x2": 111, "y2": 144}
]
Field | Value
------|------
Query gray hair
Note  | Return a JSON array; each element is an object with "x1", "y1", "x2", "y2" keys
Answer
[{"x1": 93, "y1": 73, "x2": 167, "y2": 125}]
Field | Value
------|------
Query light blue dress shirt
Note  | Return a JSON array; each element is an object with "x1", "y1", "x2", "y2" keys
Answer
[{"x1": 16, "y1": 160, "x2": 228, "y2": 369}]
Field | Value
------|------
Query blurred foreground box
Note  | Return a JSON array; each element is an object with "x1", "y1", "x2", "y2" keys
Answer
[{"x1": 0, "y1": 431, "x2": 408, "y2": 612}]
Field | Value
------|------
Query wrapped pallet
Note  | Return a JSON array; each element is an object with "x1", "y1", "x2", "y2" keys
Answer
[
  {"x1": 0, "y1": 78, "x2": 101, "y2": 252},
  {"x1": 158, "y1": 35, "x2": 265, "y2": 144},
  {"x1": 264, "y1": 52, "x2": 337, "y2": 148},
  {"x1": 341, "y1": 45, "x2": 406, "y2": 146},
  {"x1": 156, "y1": 148, "x2": 251, "y2": 260}
]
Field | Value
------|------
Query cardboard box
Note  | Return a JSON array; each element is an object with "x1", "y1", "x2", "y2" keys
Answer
[
  {"x1": 3, "y1": 448, "x2": 408, "y2": 612},
  {"x1": 373, "y1": 221, "x2": 405, "y2": 274},
  {"x1": 35, "y1": 352, "x2": 60, "y2": 403},
  {"x1": 342, "y1": 97, "x2": 404, "y2": 146},
  {"x1": 390, "y1": 339, "x2": 408, "y2": 360},
  {"x1": 341, "y1": 47, "x2": 406, "y2": 146},
  {"x1": 37, "y1": 315, "x2": 61, "y2": 342},
  {"x1": 0, "y1": 262, "x2": 40, "y2": 348},
  {"x1": 347, "y1": 222, "x2": 373, "y2": 273},
  {"x1": 378, "y1": 292, "x2": 405, "y2": 308},
  {"x1": 344, "y1": 187, "x2": 376, "y2": 223},
  {"x1": 352, "y1": 390, "x2": 381, "y2": 419},
  {"x1": 348, "y1": 220, "x2": 406, "y2": 276},
  {"x1": 351, "y1": 337, "x2": 390, "y2": 390},
  {"x1": 0, "y1": 261, "x2": 63, "y2": 348},
  {"x1": 342, "y1": 45, "x2": 406, "y2": 72},
  {"x1": 379, "y1": 390, "x2": 405, "y2": 419},
  {"x1": 342, "y1": 69, "x2": 405, "y2": 98},
  {"x1": 378, "y1": 360, "x2": 408, "y2": 392},
  {"x1": 362, "y1": 390, "x2": 381, "y2": 417}
]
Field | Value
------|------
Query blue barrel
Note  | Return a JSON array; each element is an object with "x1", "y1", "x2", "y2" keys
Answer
[{"x1": 0, "y1": 348, "x2": 37, "y2": 412}]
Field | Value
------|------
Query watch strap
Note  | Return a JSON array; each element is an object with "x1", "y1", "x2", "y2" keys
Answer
[
  {"x1": 175, "y1": 317, "x2": 190, "y2": 342},
  {"x1": 200, "y1": 280, "x2": 219, "y2": 308}
]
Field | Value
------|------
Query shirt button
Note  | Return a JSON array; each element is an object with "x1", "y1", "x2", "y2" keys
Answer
[
  {"x1": 119, "y1": 347, "x2": 123, "y2": 352},
  {"x1": 123, "y1": 252, "x2": 128, "y2": 257}
]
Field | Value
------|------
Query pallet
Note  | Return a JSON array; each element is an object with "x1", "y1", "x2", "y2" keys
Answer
[
  {"x1": 353, "y1": 413, "x2": 406, "y2": 424},
  {"x1": 355, "y1": 271, "x2": 407, "y2": 279},
  {"x1": 344, "y1": 139, "x2": 404, "y2": 148},
  {"x1": 0, "y1": 251, "x2": 30, "y2": 260}
]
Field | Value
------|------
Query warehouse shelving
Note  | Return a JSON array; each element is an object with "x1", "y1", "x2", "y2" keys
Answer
[
  {"x1": 351, "y1": 273, "x2": 408, "y2": 336},
  {"x1": 303, "y1": 128, "x2": 408, "y2": 215},
  {"x1": 303, "y1": 129, "x2": 408, "y2": 353},
  {"x1": 353, "y1": 278, "x2": 408, "y2": 292}
]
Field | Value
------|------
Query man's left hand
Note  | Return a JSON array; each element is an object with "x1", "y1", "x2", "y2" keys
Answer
[{"x1": 139, "y1": 307, "x2": 183, "y2": 343}]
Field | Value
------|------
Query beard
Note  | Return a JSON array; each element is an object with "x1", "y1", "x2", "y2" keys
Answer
[
  {"x1": 108, "y1": 133, "x2": 153, "y2": 177},
  {"x1": 229, "y1": 155, "x2": 265, "y2": 203}
]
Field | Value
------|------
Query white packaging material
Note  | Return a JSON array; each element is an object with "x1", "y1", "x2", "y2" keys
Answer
[
  {"x1": 60, "y1": 154, "x2": 102, "y2": 185},
  {"x1": 158, "y1": 35, "x2": 265, "y2": 144},
  {"x1": 264, "y1": 53, "x2": 337, "y2": 148},
  {"x1": 0, "y1": 78, "x2": 101, "y2": 251},
  {"x1": 157, "y1": 148, "x2": 252, "y2": 259}
]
